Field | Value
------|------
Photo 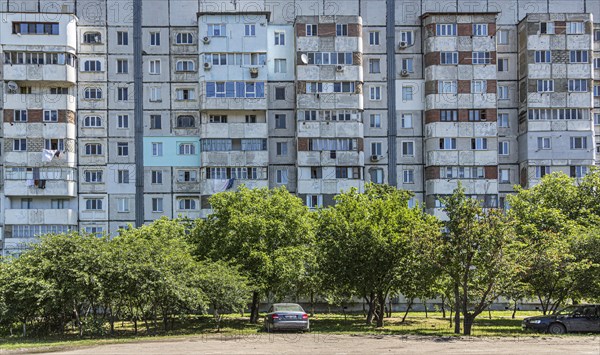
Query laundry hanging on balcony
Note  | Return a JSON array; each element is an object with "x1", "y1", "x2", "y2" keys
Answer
[
  {"x1": 212, "y1": 178, "x2": 235, "y2": 193},
  {"x1": 42, "y1": 149, "x2": 62, "y2": 162}
]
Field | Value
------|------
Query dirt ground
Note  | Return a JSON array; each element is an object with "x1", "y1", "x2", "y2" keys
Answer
[{"x1": 46, "y1": 334, "x2": 600, "y2": 355}]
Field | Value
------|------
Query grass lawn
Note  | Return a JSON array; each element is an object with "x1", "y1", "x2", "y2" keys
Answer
[{"x1": 0, "y1": 311, "x2": 591, "y2": 352}]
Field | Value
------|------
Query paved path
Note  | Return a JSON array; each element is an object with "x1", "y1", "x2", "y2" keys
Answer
[{"x1": 45, "y1": 334, "x2": 600, "y2": 355}]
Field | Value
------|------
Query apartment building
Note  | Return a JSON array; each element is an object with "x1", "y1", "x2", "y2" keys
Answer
[{"x1": 0, "y1": 0, "x2": 599, "y2": 256}]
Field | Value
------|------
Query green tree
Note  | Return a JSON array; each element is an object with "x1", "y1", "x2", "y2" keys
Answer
[
  {"x1": 317, "y1": 184, "x2": 440, "y2": 327},
  {"x1": 441, "y1": 185, "x2": 517, "y2": 335},
  {"x1": 190, "y1": 186, "x2": 315, "y2": 323}
]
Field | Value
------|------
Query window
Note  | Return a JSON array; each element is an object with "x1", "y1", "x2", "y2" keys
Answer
[
  {"x1": 472, "y1": 52, "x2": 491, "y2": 65},
  {"x1": 498, "y1": 85, "x2": 509, "y2": 100},
  {"x1": 274, "y1": 31, "x2": 285, "y2": 45},
  {"x1": 152, "y1": 198, "x2": 163, "y2": 212},
  {"x1": 336, "y1": 24, "x2": 348, "y2": 36},
  {"x1": 84, "y1": 226, "x2": 103, "y2": 236},
  {"x1": 43, "y1": 110, "x2": 58, "y2": 122},
  {"x1": 84, "y1": 170, "x2": 103, "y2": 183},
  {"x1": 570, "y1": 137, "x2": 588, "y2": 149},
  {"x1": 44, "y1": 138, "x2": 64, "y2": 150},
  {"x1": 85, "y1": 143, "x2": 102, "y2": 155},
  {"x1": 369, "y1": 58, "x2": 381, "y2": 73},
  {"x1": 400, "y1": 31, "x2": 414, "y2": 45},
  {"x1": 150, "y1": 115, "x2": 162, "y2": 129},
  {"x1": 534, "y1": 51, "x2": 551, "y2": 63},
  {"x1": 471, "y1": 138, "x2": 488, "y2": 150},
  {"x1": 20, "y1": 198, "x2": 32, "y2": 210},
  {"x1": 13, "y1": 139, "x2": 27, "y2": 151},
  {"x1": 117, "y1": 114, "x2": 129, "y2": 128},
  {"x1": 306, "y1": 195, "x2": 323, "y2": 209},
  {"x1": 275, "y1": 87, "x2": 286, "y2": 100},
  {"x1": 570, "y1": 166, "x2": 589, "y2": 178},
  {"x1": 369, "y1": 31, "x2": 380, "y2": 45},
  {"x1": 176, "y1": 32, "x2": 193, "y2": 44},
  {"x1": 568, "y1": 79, "x2": 588, "y2": 92},
  {"x1": 402, "y1": 141, "x2": 415, "y2": 156},
  {"x1": 439, "y1": 81, "x2": 457, "y2": 94},
  {"x1": 439, "y1": 138, "x2": 457, "y2": 150},
  {"x1": 473, "y1": 24, "x2": 488, "y2": 36},
  {"x1": 469, "y1": 110, "x2": 487, "y2": 121},
  {"x1": 117, "y1": 87, "x2": 129, "y2": 101},
  {"x1": 83, "y1": 31, "x2": 102, "y2": 44},
  {"x1": 567, "y1": 22, "x2": 584, "y2": 34},
  {"x1": 370, "y1": 86, "x2": 381, "y2": 100},
  {"x1": 117, "y1": 31, "x2": 129, "y2": 45},
  {"x1": 149, "y1": 59, "x2": 161, "y2": 74},
  {"x1": 596, "y1": 30, "x2": 600, "y2": 41},
  {"x1": 498, "y1": 113, "x2": 509, "y2": 128},
  {"x1": 178, "y1": 170, "x2": 198, "y2": 182},
  {"x1": 178, "y1": 143, "x2": 196, "y2": 155},
  {"x1": 371, "y1": 142, "x2": 382, "y2": 156},
  {"x1": 540, "y1": 22, "x2": 555, "y2": 34},
  {"x1": 244, "y1": 24, "x2": 256, "y2": 36},
  {"x1": 401, "y1": 58, "x2": 414, "y2": 72},
  {"x1": 245, "y1": 115, "x2": 257, "y2": 123},
  {"x1": 150, "y1": 32, "x2": 160, "y2": 46},
  {"x1": 403, "y1": 170, "x2": 414, "y2": 184},
  {"x1": 499, "y1": 169, "x2": 510, "y2": 183},
  {"x1": 535, "y1": 166, "x2": 550, "y2": 178},
  {"x1": 117, "y1": 142, "x2": 129, "y2": 156},
  {"x1": 275, "y1": 114, "x2": 286, "y2": 129},
  {"x1": 13, "y1": 22, "x2": 59, "y2": 35},
  {"x1": 594, "y1": 85, "x2": 600, "y2": 97},
  {"x1": 117, "y1": 198, "x2": 130, "y2": 212},
  {"x1": 436, "y1": 24, "x2": 457, "y2": 36},
  {"x1": 85, "y1": 199, "x2": 103, "y2": 210},
  {"x1": 14, "y1": 110, "x2": 28, "y2": 122},
  {"x1": 402, "y1": 86, "x2": 413, "y2": 101},
  {"x1": 498, "y1": 58, "x2": 508, "y2": 72},
  {"x1": 209, "y1": 115, "x2": 227, "y2": 123},
  {"x1": 370, "y1": 114, "x2": 381, "y2": 128},
  {"x1": 116, "y1": 59, "x2": 128, "y2": 74},
  {"x1": 497, "y1": 30, "x2": 509, "y2": 45},
  {"x1": 151, "y1": 170, "x2": 163, "y2": 184},
  {"x1": 83, "y1": 60, "x2": 102, "y2": 72},
  {"x1": 306, "y1": 24, "x2": 317, "y2": 36},
  {"x1": 152, "y1": 142, "x2": 163, "y2": 156},
  {"x1": 401, "y1": 114, "x2": 413, "y2": 128},
  {"x1": 50, "y1": 87, "x2": 68, "y2": 95},
  {"x1": 276, "y1": 169, "x2": 288, "y2": 184},
  {"x1": 570, "y1": 50, "x2": 588, "y2": 63},
  {"x1": 176, "y1": 60, "x2": 195, "y2": 72},
  {"x1": 178, "y1": 198, "x2": 197, "y2": 210},
  {"x1": 117, "y1": 170, "x2": 130, "y2": 184},
  {"x1": 276, "y1": 142, "x2": 288, "y2": 156},
  {"x1": 84, "y1": 88, "x2": 102, "y2": 99},
  {"x1": 274, "y1": 58, "x2": 287, "y2": 73},
  {"x1": 498, "y1": 141, "x2": 510, "y2": 155},
  {"x1": 537, "y1": 80, "x2": 554, "y2": 92},
  {"x1": 177, "y1": 115, "x2": 195, "y2": 128},
  {"x1": 208, "y1": 24, "x2": 226, "y2": 36},
  {"x1": 370, "y1": 168, "x2": 384, "y2": 184},
  {"x1": 149, "y1": 87, "x2": 162, "y2": 102},
  {"x1": 537, "y1": 137, "x2": 551, "y2": 150},
  {"x1": 471, "y1": 80, "x2": 487, "y2": 94},
  {"x1": 176, "y1": 88, "x2": 195, "y2": 101},
  {"x1": 441, "y1": 110, "x2": 458, "y2": 122},
  {"x1": 440, "y1": 52, "x2": 458, "y2": 65}
]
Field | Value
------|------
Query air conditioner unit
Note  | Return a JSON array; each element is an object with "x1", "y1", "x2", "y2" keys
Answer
[
  {"x1": 398, "y1": 41, "x2": 408, "y2": 49},
  {"x1": 336, "y1": 65, "x2": 344, "y2": 72},
  {"x1": 249, "y1": 67, "x2": 259, "y2": 78},
  {"x1": 400, "y1": 69, "x2": 409, "y2": 77},
  {"x1": 203, "y1": 62, "x2": 212, "y2": 70},
  {"x1": 202, "y1": 36, "x2": 211, "y2": 44},
  {"x1": 370, "y1": 155, "x2": 381, "y2": 162}
]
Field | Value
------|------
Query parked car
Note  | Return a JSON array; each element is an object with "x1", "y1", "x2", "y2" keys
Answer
[
  {"x1": 264, "y1": 303, "x2": 310, "y2": 332},
  {"x1": 522, "y1": 304, "x2": 600, "y2": 334}
]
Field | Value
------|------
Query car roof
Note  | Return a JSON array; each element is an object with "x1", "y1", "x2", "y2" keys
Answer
[{"x1": 272, "y1": 303, "x2": 302, "y2": 306}]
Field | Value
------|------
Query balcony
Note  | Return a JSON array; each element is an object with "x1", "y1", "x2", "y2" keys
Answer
[
  {"x1": 200, "y1": 179, "x2": 268, "y2": 195},
  {"x1": 201, "y1": 97, "x2": 267, "y2": 111},
  {"x1": 297, "y1": 151, "x2": 365, "y2": 166},
  {"x1": 5, "y1": 209, "x2": 77, "y2": 226},
  {"x1": 200, "y1": 151, "x2": 269, "y2": 166},
  {"x1": 425, "y1": 179, "x2": 498, "y2": 195},
  {"x1": 3, "y1": 64, "x2": 77, "y2": 84},
  {"x1": 296, "y1": 65, "x2": 363, "y2": 82},
  {"x1": 297, "y1": 121, "x2": 364, "y2": 138},
  {"x1": 297, "y1": 179, "x2": 364, "y2": 195},
  {"x1": 297, "y1": 93, "x2": 363, "y2": 110},
  {"x1": 4, "y1": 180, "x2": 77, "y2": 197},
  {"x1": 426, "y1": 150, "x2": 498, "y2": 167},
  {"x1": 201, "y1": 123, "x2": 268, "y2": 139},
  {"x1": 4, "y1": 93, "x2": 77, "y2": 111}
]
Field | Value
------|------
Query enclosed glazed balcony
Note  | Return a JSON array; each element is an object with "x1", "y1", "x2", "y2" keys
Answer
[{"x1": 5, "y1": 209, "x2": 77, "y2": 226}]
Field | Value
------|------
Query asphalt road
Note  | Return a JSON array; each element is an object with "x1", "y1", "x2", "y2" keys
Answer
[{"x1": 45, "y1": 334, "x2": 600, "y2": 355}]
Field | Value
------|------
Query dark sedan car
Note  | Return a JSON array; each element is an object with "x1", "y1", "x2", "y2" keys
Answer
[
  {"x1": 264, "y1": 303, "x2": 310, "y2": 332},
  {"x1": 522, "y1": 305, "x2": 600, "y2": 334}
]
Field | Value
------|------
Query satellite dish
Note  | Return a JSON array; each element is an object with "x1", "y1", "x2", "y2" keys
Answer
[
  {"x1": 7, "y1": 81, "x2": 19, "y2": 93},
  {"x1": 300, "y1": 54, "x2": 309, "y2": 64}
]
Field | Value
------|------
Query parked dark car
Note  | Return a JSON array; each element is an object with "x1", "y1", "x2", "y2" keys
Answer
[
  {"x1": 264, "y1": 303, "x2": 310, "y2": 332},
  {"x1": 522, "y1": 305, "x2": 600, "y2": 334}
]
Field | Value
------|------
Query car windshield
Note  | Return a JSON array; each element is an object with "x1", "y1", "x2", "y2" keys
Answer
[
  {"x1": 555, "y1": 306, "x2": 580, "y2": 316},
  {"x1": 273, "y1": 304, "x2": 304, "y2": 312}
]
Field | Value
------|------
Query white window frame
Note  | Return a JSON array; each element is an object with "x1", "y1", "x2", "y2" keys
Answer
[
  {"x1": 537, "y1": 137, "x2": 551, "y2": 150},
  {"x1": 537, "y1": 79, "x2": 554, "y2": 93},
  {"x1": 152, "y1": 142, "x2": 163, "y2": 156},
  {"x1": 473, "y1": 24, "x2": 488, "y2": 36},
  {"x1": 149, "y1": 59, "x2": 161, "y2": 75},
  {"x1": 498, "y1": 141, "x2": 510, "y2": 155}
]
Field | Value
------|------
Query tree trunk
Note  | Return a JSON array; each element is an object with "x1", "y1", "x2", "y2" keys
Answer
[
  {"x1": 463, "y1": 315, "x2": 474, "y2": 336},
  {"x1": 310, "y1": 291, "x2": 315, "y2": 316},
  {"x1": 512, "y1": 300, "x2": 518, "y2": 319},
  {"x1": 424, "y1": 300, "x2": 428, "y2": 318},
  {"x1": 402, "y1": 298, "x2": 413, "y2": 323},
  {"x1": 376, "y1": 294, "x2": 386, "y2": 328},
  {"x1": 449, "y1": 307, "x2": 453, "y2": 327},
  {"x1": 22, "y1": 319, "x2": 27, "y2": 337},
  {"x1": 133, "y1": 318, "x2": 138, "y2": 335},
  {"x1": 453, "y1": 282, "x2": 461, "y2": 334},
  {"x1": 109, "y1": 306, "x2": 115, "y2": 336},
  {"x1": 73, "y1": 302, "x2": 83, "y2": 337},
  {"x1": 365, "y1": 292, "x2": 376, "y2": 325},
  {"x1": 249, "y1": 291, "x2": 260, "y2": 324},
  {"x1": 441, "y1": 295, "x2": 446, "y2": 319}
]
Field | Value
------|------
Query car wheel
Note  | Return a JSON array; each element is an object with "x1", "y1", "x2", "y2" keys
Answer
[{"x1": 548, "y1": 323, "x2": 566, "y2": 335}]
